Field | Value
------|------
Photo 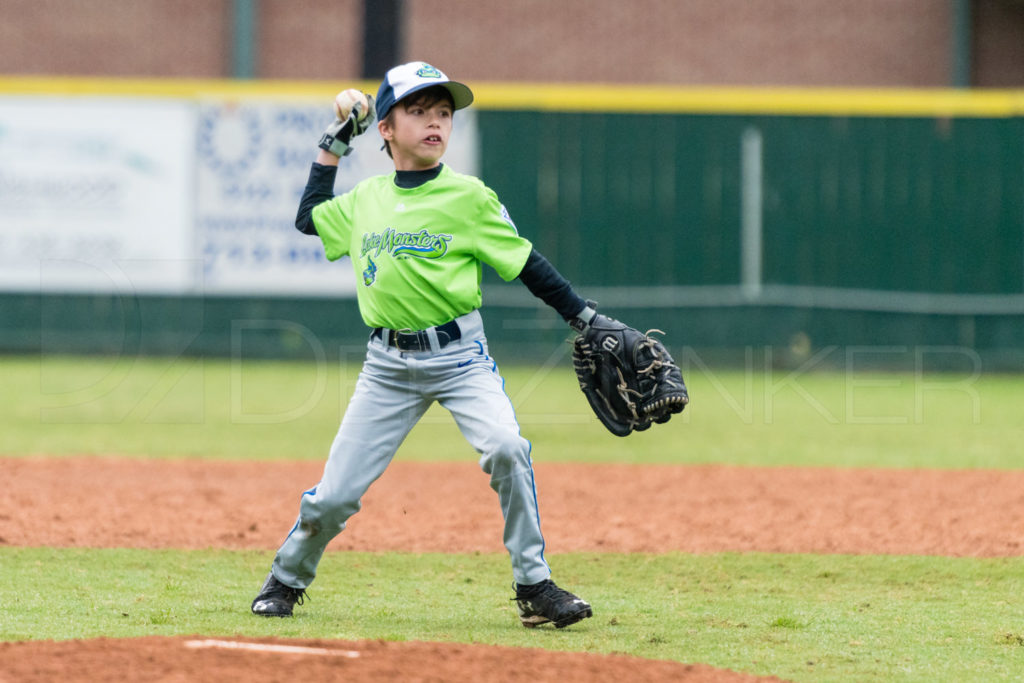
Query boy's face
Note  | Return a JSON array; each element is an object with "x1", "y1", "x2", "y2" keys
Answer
[{"x1": 379, "y1": 96, "x2": 454, "y2": 171}]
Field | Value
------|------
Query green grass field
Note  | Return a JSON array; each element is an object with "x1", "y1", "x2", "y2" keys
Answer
[
  {"x1": 4, "y1": 549, "x2": 1024, "y2": 681},
  {"x1": 1, "y1": 354, "x2": 1017, "y2": 468},
  {"x1": 3, "y1": 355, "x2": 1024, "y2": 681}
]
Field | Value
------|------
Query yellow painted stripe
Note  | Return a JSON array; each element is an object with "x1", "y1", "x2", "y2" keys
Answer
[
  {"x1": 471, "y1": 83, "x2": 1024, "y2": 117},
  {"x1": 1, "y1": 76, "x2": 1022, "y2": 117}
]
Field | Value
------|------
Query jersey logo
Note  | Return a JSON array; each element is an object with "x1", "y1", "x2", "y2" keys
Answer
[
  {"x1": 416, "y1": 64, "x2": 443, "y2": 79},
  {"x1": 362, "y1": 256, "x2": 377, "y2": 286},
  {"x1": 361, "y1": 228, "x2": 453, "y2": 261},
  {"x1": 499, "y1": 204, "x2": 518, "y2": 234}
]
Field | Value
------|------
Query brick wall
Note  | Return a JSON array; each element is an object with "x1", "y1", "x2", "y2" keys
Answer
[
  {"x1": 404, "y1": 0, "x2": 952, "y2": 86},
  {"x1": 0, "y1": 0, "x2": 229, "y2": 77},
  {"x1": 0, "y1": 0, "x2": 1020, "y2": 86},
  {"x1": 259, "y1": 0, "x2": 362, "y2": 80}
]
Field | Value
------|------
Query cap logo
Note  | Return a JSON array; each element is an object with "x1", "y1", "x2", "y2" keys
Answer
[{"x1": 415, "y1": 64, "x2": 443, "y2": 79}]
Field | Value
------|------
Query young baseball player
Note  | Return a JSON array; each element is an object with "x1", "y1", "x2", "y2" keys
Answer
[{"x1": 251, "y1": 62, "x2": 597, "y2": 629}]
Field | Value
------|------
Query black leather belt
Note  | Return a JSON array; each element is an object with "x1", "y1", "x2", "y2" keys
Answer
[{"x1": 372, "y1": 319, "x2": 461, "y2": 352}]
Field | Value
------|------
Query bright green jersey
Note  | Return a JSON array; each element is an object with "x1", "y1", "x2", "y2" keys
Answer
[{"x1": 312, "y1": 165, "x2": 533, "y2": 330}]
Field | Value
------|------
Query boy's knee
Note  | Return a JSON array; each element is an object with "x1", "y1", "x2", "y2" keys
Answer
[
  {"x1": 478, "y1": 432, "x2": 531, "y2": 479},
  {"x1": 300, "y1": 491, "x2": 362, "y2": 532}
]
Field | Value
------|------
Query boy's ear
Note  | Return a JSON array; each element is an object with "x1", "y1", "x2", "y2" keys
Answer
[{"x1": 378, "y1": 118, "x2": 392, "y2": 141}]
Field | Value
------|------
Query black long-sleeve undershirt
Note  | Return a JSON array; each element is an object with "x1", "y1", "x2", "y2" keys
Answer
[
  {"x1": 294, "y1": 162, "x2": 336, "y2": 235},
  {"x1": 516, "y1": 249, "x2": 587, "y2": 321},
  {"x1": 294, "y1": 162, "x2": 587, "y2": 321}
]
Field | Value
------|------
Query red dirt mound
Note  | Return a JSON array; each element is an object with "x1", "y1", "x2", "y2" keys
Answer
[{"x1": 0, "y1": 636, "x2": 785, "y2": 682}]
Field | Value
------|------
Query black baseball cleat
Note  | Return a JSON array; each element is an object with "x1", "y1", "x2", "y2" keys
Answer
[
  {"x1": 514, "y1": 579, "x2": 593, "y2": 629},
  {"x1": 251, "y1": 572, "x2": 307, "y2": 617}
]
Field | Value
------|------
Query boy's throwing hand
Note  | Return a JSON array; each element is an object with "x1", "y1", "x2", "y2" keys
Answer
[{"x1": 319, "y1": 90, "x2": 376, "y2": 158}]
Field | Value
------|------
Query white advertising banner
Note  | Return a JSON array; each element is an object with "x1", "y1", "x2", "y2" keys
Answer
[
  {"x1": 0, "y1": 91, "x2": 480, "y2": 297},
  {"x1": 195, "y1": 101, "x2": 479, "y2": 297},
  {"x1": 0, "y1": 97, "x2": 196, "y2": 294}
]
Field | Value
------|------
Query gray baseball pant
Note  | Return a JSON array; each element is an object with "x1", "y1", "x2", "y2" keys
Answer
[{"x1": 269, "y1": 310, "x2": 551, "y2": 589}]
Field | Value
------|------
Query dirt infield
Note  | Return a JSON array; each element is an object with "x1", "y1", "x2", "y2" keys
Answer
[
  {"x1": 3, "y1": 456, "x2": 1024, "y2": 556},
  {"x1": 4, "y1": 455, "x2": 1024, "y2": 681}
]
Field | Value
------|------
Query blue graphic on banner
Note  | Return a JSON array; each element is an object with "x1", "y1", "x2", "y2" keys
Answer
[
  {"x1": 195, "y1": 100, "x2": 478, "y2": 297},
  {"x1": 196, "y1": 102, "x2": 353, "y2": 296},
  {"x1": 197, "y1": 107, "x2": 262, "y2": 175}
]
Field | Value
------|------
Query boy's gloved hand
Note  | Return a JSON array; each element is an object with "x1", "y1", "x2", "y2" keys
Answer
[{"x1": 570, "y1": 302, "x2": 689, "y2": 437}]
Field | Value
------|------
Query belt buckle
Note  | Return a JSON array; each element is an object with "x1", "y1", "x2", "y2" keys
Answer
[{"x1": 393, "y1": 328, "x2": 419, "y2": 351}]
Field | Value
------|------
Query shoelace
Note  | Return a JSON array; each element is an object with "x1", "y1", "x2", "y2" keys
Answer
[
  {"x1": 269, "y1": 582, "x2": 307, "y2": 606},
  {"x1": 515, "y1": 579, "x2": 574, "y2": 605},
  {"x1": 535, "y1": 581, "x2": 576, "y2": 606}
]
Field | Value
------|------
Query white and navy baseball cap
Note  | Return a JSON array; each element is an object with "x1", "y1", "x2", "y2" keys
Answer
[{"x1": 375, "y1": 62, "x2": 474, "y2": 121}]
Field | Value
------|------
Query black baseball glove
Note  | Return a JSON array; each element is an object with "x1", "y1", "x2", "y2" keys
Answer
[{"x1": 571, "y1": 305, "x2": 689, "y2": 437}]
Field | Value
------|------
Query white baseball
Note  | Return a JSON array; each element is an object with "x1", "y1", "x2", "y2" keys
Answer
[{"x1": 334, "y1": 89, "x2": 369, "y2": 121}]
